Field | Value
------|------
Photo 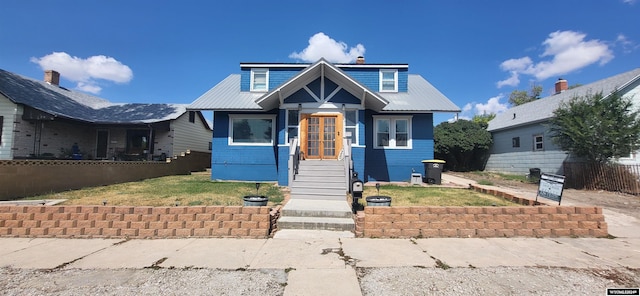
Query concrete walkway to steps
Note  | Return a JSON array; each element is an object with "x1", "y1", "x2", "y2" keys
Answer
[{"x1": 1, "y1": 232, "x2": 639, "y2": 295}]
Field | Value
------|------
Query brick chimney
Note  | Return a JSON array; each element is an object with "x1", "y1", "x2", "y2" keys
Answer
[
  {"x1": 555, "y1": 78, "x2": 568, "y2": 94},
  {"x1": 44, "y1": 70, "x2": 60, "y2": 86},
  {"x1": 356, "y1": 56, "x2": 365, "y2": 64}
]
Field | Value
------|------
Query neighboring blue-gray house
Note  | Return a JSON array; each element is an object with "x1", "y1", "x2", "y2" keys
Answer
[
  {"x1": 189, "y1": 58, "x2": 459, "y2": 185},
  {"x1": 486, "y1": 67, "x2": 640, "y2": 175}
]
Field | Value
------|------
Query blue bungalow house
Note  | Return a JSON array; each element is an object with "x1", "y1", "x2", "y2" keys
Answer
[{"x1": 189, "y1": 58, "x2": 459, "y2": 186}]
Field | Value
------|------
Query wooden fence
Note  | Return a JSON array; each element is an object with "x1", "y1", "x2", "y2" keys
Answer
[
  {"x1": 563, "y1": 162, "x2": 640, "y2": 195},
  {"x1": 0, "y1": 151, "x2": 211, "y2": 200}
]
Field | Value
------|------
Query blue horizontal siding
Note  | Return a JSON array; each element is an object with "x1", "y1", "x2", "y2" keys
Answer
[
  {"x1": 240, "y1": 66, "x2": 408, "y2": 93},
  {"x1": 210, "y1": 111, "x2": 278, "y2": 182},
  {"x1": 364, "y1": 112, "x2": 434, "y2": 182},
  {"x1": 343, "y1": 68, "x2": 378, "y2": 90},
  {"x1": 240, "y1": 67, "x2": 304, "y2": 91}
]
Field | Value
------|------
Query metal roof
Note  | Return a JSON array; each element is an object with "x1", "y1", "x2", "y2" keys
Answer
[
  {"x1": 188, "y1": 60, "x2": 459, "y2": 113},
  {"x1": 382, "y1": 75, "x2": 460, "y2": 112},
  {"x1": 188, "y1": 74, "x2": 263, "y2": 110},
  {"x1": 487, "y1": 67, "x2": 640, "y2": 132},
  {"x1": 0, "y1": 69, "x2": 188, "y2": 124}
]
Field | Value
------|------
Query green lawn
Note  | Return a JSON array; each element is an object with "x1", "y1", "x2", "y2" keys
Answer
[
  {"x1": 357, "y1": 184, "x2": 520, "y2": 207},
  {"x1": 24, "y1": 174, "x2": 285, "y2": 207},
  {"x1": 24, "y1": 174, "x2": 519, "y2": 207}
]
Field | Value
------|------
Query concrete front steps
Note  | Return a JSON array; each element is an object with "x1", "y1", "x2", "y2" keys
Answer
[
  {"x1": 278, "y1": 200, "x2": 355, "y2": 232},
  {"x1": 278, "y1": 160, "x2": 355, "y2": 233},
  {"x1": 289, "y1": 160, "x2": 348, "y2": 200}
]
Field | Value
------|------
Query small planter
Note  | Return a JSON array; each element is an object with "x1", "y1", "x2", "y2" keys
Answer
[
  {"x1": 243, "y1": 195, "x2": 268, "y2": 206},
  {"x1": 366, "y1": 195, "x2": 392, "y2": 207}
]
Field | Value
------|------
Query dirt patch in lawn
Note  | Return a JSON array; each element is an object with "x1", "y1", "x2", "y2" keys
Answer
[{"x1": 451, "y1": 171, "x2": 640, "y2": 220}]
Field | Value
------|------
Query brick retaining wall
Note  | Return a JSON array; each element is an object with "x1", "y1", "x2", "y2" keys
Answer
[
  {"x1": 0, "y1": 205, "x2": 272, "y2": 239},
  {"x1": 355, "y1": 206, "x2": 608, "y2": 238}
]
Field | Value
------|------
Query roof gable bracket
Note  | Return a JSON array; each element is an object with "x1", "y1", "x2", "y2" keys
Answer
[
  {"x1": 325, "y1": 86, "x2": 343, "y2": 102},
  {"x1": 304, "y1": 86, "x2": 322, "y2": 102},
  {"x1": 278, "y1": 90, "x2": 283, "y2": 106},
  {"x1": 361, "y1": 90, "x2": 366, "y2": 107}
]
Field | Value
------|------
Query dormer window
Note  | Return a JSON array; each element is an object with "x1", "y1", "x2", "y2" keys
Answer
[
  {"x1": 380, "y1": 69, "x2": 397, "y2": 92},
  {"x1": 251, "y1": 68, "x2": 268, "y2": 92}
]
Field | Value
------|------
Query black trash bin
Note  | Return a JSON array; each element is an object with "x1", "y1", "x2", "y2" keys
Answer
[
  {"x1": 422, "y1": 160, "x2": 446, "y2": 184},
  {"x1": 529, "y1": 168, "x2": 541, "y2": 183}
]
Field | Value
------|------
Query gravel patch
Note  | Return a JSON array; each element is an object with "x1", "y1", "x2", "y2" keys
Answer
[
  {"x1": 358, "y1": 266, "x2": 640, "y2": 296},
  {"x1": 0, "y1": 267, "x2": 286, "y2": 296}
]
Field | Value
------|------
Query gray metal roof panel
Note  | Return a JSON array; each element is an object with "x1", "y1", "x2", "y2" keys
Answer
[
  {"x1": 189, "y1": 70, "x2": 460, "y2": 113},
  {"x1": 0, "y1": 69, "x2": 187, "y2": 124},
  {"x1": 381, "y1": 75, "x2": 460, "y2": 112},
  {"x1": 188, "y1": 74, "x2": 262, "y2": 110},
  {"x1": 487, "y1": 68, "x2": 640, "y2": 132}
]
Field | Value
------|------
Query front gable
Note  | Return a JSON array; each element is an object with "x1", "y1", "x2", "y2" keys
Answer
[
  {"x1": 254, "y1": 59, "x2": 389, "y2": 111},
  {"x1": 282, "y1": 77, "x2": 361, "y2": 105}
]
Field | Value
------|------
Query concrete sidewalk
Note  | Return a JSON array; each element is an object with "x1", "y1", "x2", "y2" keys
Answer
[
  {"x1": 1, "y1": 232, "x2": 639, "y2": 295},
  {"x1": 2, "y1": 173, "x2": 638, "y2": 294}
]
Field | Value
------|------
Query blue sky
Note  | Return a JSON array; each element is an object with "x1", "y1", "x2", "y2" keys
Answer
[{"x1": 1, "y1": 1, "x2": 639, "y2": 124}]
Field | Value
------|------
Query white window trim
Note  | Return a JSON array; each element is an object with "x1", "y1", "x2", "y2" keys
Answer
[
  {"x1": 344, "y1": 110, "x2": 359, "y2": 145},
  {"x1": 379, "y1": 69, "x2": 398, "y2": 92},
  {"x1": 286, "y1": 109, "x2": 300, "y2": 143},
  {"x1": 373, "y1": 115, "x2": 412, "y2": 149},
  {"x1": 228, "y1": 114, "x2": 276, "y2": 146},
  {"x1": 250, "y1": 68, "x2": 269, "y2": 92},
  {"x1": 533, "y1": 134, "x2": 544, "y2": 151}
]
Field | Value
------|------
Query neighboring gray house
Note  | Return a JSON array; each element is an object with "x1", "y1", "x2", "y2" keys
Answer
[
  {"x1": 485, "y1": 67, "x2": 640, "y2": 175},
  {"x1": 0, "y1": 69, "x2": 212, "y2": 160}
]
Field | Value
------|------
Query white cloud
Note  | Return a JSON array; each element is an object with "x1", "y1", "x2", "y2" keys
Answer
[
  {"x1": 623, "y1": 0, "x2": 636, "y2": 4},
  {"x1": 289, "y1": 32, "x2": 365, "y2": 63},
  {"x1": 456, "y1": 95, "x2": 508, "y2": 122},
  {"x1": 616, "y1": 34, "x2": 638, "y2": 53},
  {"x1": 462, "y1": 103, "x2": 473, "y2": 113},
  {"x1": 496, "y1": 71, "x2": 521, "y2": 88},
  {"x1": 496, "y1": 30, "x2": 613, "y2": 88},
  {"x1": 475, "y1": 95, "x2": 508, "y2": 115},
  {"x1": 30, "y1": 52, "x2": 133, "y2": 94}
]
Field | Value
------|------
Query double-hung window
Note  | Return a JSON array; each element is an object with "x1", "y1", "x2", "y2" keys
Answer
[
  {"x1": 533, "y1": 134, "x2": 544, "y2": 151},
  {"x1": 374, "y1": 116, "x2": 411, "y2": 149},
  {"x1": 512, "y1": 137, "x2": 520, "y2": 148},
  {"x1": 379, "y1": 70, "x2": 398, "y2": 92},
  {"x1": 251, "y1": 69, "x2": 268, "y2": 92},
  {"x1": 229, "y1": 114, "x2": 275, "y2": 146}
]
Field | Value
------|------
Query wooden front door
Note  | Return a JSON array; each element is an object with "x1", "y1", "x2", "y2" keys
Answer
[{"x1": 301, "y1": 114, "x2": 343, "y2": 160}]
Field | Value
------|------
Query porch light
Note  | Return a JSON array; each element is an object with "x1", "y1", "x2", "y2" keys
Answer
[
  {"x1": 342, "y1": 104, "x2": 345, "y2": 111},
  {"x1": 298, "y1": 103, "x2": 302, "y2": 111}
]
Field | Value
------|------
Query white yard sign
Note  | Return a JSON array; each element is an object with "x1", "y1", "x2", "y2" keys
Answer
[{"x1": 536, "y1": 173, "x2": 565, "y2": 205}]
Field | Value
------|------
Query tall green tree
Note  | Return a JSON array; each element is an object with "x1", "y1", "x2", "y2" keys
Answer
[
  {"x1": 548, "y1": 91, "x2": 640, "y2": 163},
  {"x1": 472, "y1": 113, "x2": 496, "y2": 129},
  {"x1": 509, "y1": 83, "x2": 542, "y2": 106},
  {"x1": 434, "y1": 120, "x2": 493, "y2": 171}
]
